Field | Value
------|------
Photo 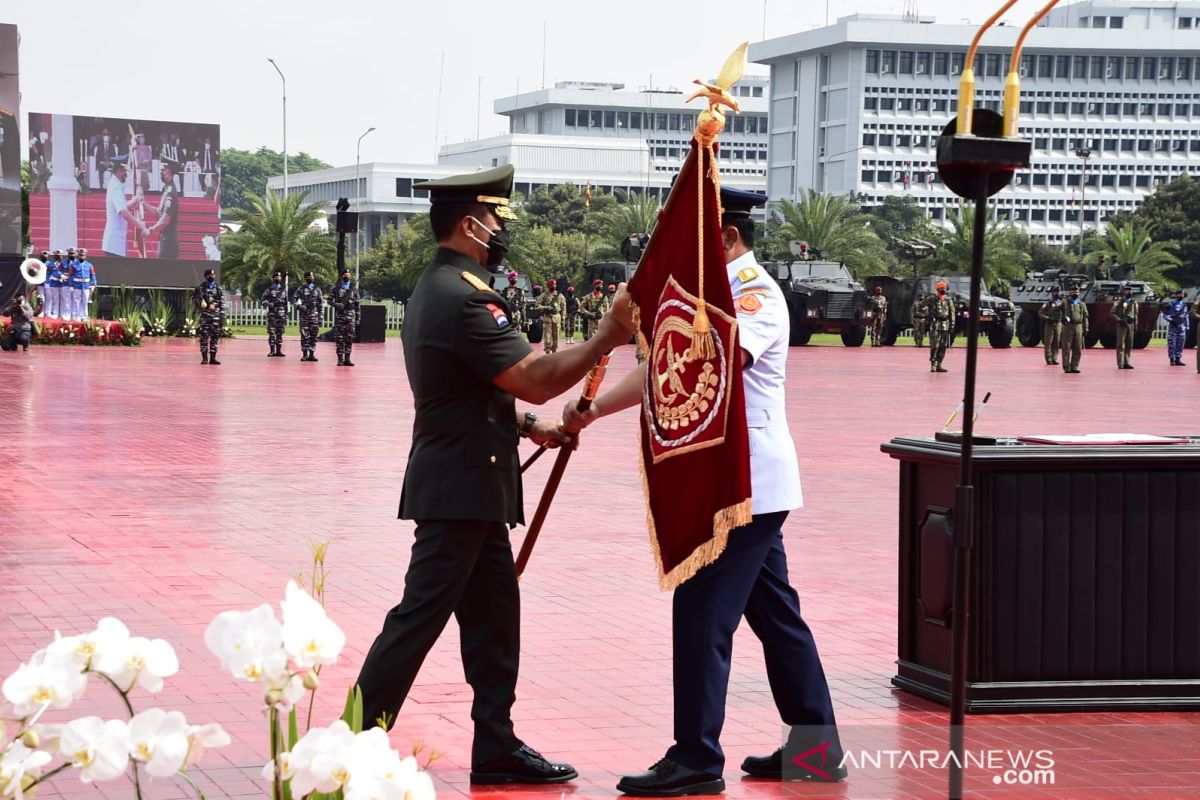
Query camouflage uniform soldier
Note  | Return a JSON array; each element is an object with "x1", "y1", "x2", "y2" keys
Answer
[
  {"x1": 330, "y1": 267, "x2": 360, "y2": 366},
  {"x1": 564, "y1": 286, "x2": 578, "y2": 345},
  {"x1": 1038, "y1": 286, "x2": 1064, "y2": 365},
  {"x1": 579, "y1": 279, "x2": 605, "y2": 341},
  {"x1": 868, "y1": 286, "x2": 888, "y2": 346},
  {"x1": 498, "y1": 271, "x2": 525, "y2": 332},
  {"x1": 1060, "y1": 285, "x2": 1088, "y2": 374},
  {"x1": 536, "y1": 278, "x2": 567, "y2": 353},
  {"x1": 927, "y1": 280, "x2": 954, "y2": 373},
  {"x1": 1163, "y1": 289, "x2": 1190, "y2": 367},
  {"x1": 193, "y1": 268, "x2": 223, "y2": 365},
  {"x1": 261, "y1": 270, "x2": 289, "y2": 357},
  {"x1": 294, "y1": 271, "x2": 323, "y2": 362},
  {"x1": 1112, "y1": 285, "x2": 1138, "y2": 369},
  {"x1": 910, "y1": 293, "x2": 928, "y2": 348}
]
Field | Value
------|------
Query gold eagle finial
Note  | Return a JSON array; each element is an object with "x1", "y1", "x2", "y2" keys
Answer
[{"x1": 687, "y1": 42, "x2": 748, "y2": 144}]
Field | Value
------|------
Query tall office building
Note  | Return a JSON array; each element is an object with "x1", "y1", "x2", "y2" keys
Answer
[
  {"x1": 749, "y1": 1, "x2": 1200, "y2": 242},
  {"x1": 268, "y1": 77, "x2": 770, "y2": 248}
]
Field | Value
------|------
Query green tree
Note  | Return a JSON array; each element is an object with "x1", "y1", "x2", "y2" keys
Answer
[
  {"x1": 590, "y1": 191, "x2": 661, "y2": 262},
  {"x1": 220, "y1": 191, "x2": 336, "y2": 294},
  {"x1": 1084, "y1": 221, "x2": 1181, "y2": 289},
  {"x1": 927, "y1": 204, "x2": 1031, "y2": 294},
  {"x1": 767, "y1": 191, "x2": 891, "y2": 278},
  {"x1": 1026, "y1": 236, "x2": 1077, "y2": 273},
  {"x1": 1113, "y1": 173, "x2": 1200, "y2": 286},
  {"x1": 863, "y1": 195, "x2": 944, "y2": 276},
  {"x1": 507, "y1": 225, "x2": 588, "y2": 286},
  {"x1": 219, "y1": 148, "x2": 331, "y2": 216},
  {"x1": 358, "y1": 217, "x2": 437, "y2": 299}
]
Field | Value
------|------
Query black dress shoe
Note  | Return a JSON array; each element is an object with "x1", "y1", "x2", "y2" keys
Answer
[
  {"x1": 616, "y1": 757, "x2": 724, "y2": 797},
  {"x1": 470, "y1": 744, "x2": 577, "y2": 785},
  {"x1": 741, "y1": 746, "x2": 849, "y2": 783}
]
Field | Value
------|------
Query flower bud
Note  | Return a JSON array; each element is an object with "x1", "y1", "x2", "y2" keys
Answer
[
  {"x1": 302, "y1": 671, "x2": 320, "y2": 691},
  {"x1": 265, "y1": 688, "x2": 284, "y2": 706},
  {"x1": 20, "y1": 729, "x2": 40, "y2": 748}
]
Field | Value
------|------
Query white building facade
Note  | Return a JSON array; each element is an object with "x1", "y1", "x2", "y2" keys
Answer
[
  {"x1": 749, "y1": 1, "x2": 1200, "y2": 243},
  {"x1": 267, "y1": 78, "x2": 770, "y2": 248}
]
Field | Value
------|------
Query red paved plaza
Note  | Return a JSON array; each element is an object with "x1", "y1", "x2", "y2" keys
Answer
[{"x1": 2, "y1": 335, "x2": 1198, "y2": 799}]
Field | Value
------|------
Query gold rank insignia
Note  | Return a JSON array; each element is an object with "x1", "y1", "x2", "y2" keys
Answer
[
  {"x1": 736, "y1": 267, "x2": 758, "y2": 284},
  {"x1": 461, "y1": 271, "x2": 495, "y2": 293},
  {"x1": 736, "y1": 294, "x2": 763, "y2": 315}
]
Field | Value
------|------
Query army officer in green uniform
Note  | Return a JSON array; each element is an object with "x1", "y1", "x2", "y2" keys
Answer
[{"x1": 355, "y1": 164, "x2": 634, "y2": 786}]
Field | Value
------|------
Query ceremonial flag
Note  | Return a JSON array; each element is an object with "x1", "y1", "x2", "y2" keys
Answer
[
  {"x1": 585, "y1": 183, "x2": 592, "y2": 209},
  {"x1": 626, "y1": 130, "x2": 752, "y2": 589}
]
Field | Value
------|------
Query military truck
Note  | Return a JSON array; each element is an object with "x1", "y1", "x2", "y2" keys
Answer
[
  {"x1": 766, "y1": 243, "x2": 871, "y2": 347},
  {"x1": 865, "y1": 274, "x2": 1016, "y2": 348},
  {"x1": 1010, "y1": 268, "x2": 1159, "y2": 350}
]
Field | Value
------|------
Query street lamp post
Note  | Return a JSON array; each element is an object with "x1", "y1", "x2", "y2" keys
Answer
[
  {"x1": 1074, "y1": 144, "x2": 1091, "y2": 261},
  {"x1": 267, "y1": 59, "x2": 287, "y2": 195},
  {"x1": 355, "y1": 127, "x2": 376, "y2": 286}
]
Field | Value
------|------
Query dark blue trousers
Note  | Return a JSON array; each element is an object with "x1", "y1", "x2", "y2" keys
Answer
[{"x1": 665, "y1": 511, "x2": 840, "y2": 775}]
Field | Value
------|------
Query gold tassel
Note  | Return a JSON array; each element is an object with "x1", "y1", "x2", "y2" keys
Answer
[{"x1": 690, "y1": 303, "x2": 716, "y2": 361}]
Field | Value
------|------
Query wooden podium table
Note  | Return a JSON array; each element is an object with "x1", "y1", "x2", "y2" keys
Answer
[{"x1": 881, "y1": 436, "x2": 1200, "y2": 712}]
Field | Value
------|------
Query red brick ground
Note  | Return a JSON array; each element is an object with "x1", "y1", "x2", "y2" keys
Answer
[{"x1": 1, "y1": 336, "x2": 1197, "y2": 799}]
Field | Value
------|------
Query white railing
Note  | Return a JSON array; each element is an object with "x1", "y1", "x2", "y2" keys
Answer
[{"x1": 222, "y1": 298, "x2": 405, "y2": 331}]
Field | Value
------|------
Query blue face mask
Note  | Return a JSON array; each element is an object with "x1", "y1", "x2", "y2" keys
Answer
[
  {"x1": 307, "y1": 280, "x2": 314, "y2": 286},
  {"x1": 341, "y1": 280, "x2": 350, "y2": 288}
]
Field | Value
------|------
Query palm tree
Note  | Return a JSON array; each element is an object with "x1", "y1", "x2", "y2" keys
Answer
[
  {"x1": 928, "y1": 204, "x2": 1031, "y2": 294},
  {"x1": 1086, "y1": 222, "x2": 1181, "y2": 288},
  {"x1": 220, "y1": 191, "x2": 336, "y2": 293},
  {"x1": 769, "y1": 191, "x2": 890, "y2": 278}
]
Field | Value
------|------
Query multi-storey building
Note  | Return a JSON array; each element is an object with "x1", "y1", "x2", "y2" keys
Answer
[
  {"x1": 749, "y1": 1, "x2": 1200, "y2": 242},
  {"x1": 267, "y1": 77, "x2": 770, "y2": 248}
]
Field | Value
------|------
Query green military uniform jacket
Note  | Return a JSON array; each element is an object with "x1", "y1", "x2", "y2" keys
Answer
[
  {"x1": 1112, "y1": 296, "x2": 1138, "y2": 327},
  {"x1": 1039, "y1": 296, "x2": 1064, "y2": 323},
  {"x1": 399, "y1": 247, "x2": 533, "y2": 524},
  {"x1": 536, "y1": 290, "x2": 566, "y2": 324},
  {"x1": 927, "y1": 295, "x2": 955, "y2": 331},
  {"x1": 910, "y1": 297, "x2": 928, "y2": 321},
  {"x1": 1062, "y1": 296, "x2": 1089, "y2": 333}
]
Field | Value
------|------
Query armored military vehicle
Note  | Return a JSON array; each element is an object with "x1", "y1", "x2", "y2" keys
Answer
[
  {"x1": 766, "y1": 242, "x2": 871, "y2": 347},
  {"x1": 1010, "y1": 268, "x2": 1159, "y2": 349},
  {"x1": 864, "y1": 274, "x2": 1016, "y2": 348}
]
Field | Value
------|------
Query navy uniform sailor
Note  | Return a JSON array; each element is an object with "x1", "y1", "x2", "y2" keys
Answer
[
  {"x1": 565, "y1": 186, "x2": 844, "y2": 796},
  {"x1": 354, "y1": 163, "x2": 637, "y2": 786}
]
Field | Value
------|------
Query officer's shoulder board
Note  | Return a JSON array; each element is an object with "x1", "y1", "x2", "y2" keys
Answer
[{"x1": 460, "y1": 271, "x2": 497, "y2": 295}]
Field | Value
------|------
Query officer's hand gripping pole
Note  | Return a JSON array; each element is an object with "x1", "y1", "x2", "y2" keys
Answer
[{"x1": 514, "y1": 351, "x2": 611, "y2": 579}]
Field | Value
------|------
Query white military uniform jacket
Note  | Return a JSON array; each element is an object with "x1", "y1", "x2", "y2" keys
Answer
[{"x1": 727, "y1": 250, "x2": 803, "y2": 514}]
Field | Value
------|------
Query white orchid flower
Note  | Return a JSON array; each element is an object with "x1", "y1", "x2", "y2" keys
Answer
[
  {"x1": 0, "y1": 740, "x2": 53, "y2": 799},
  {"x1": 183, "y1": 722, "x2": 230, "y2": 768},
  {"x1": 2, "y1": 651, "x2": 88, "y2": 715},
  {"x1": 285, "y1": 720, "x2": 356, "y2": 797},
  {"x1": 95, "y1": 636, "x2": 179, "y2": 693},
  {"x1": 46, "y1": 618, "x2": 131, "y2": 673},
  {"x1": 263, "y1": 670, "x2": 306, "y2": 712},
  {"x1": 281, "y1": 581, "x2": 346, "y2": 669},
  {"x1": 59, "y1": 717, "x2": 129, "y2": 783},
  {"x1": 204, "y1": 604, "x2": 286, "y2": 682},
  {"x1": 127, "y1": 709, "x2": 190, "y2": 778},
  {"x1": 340, "y1": 730, "x2": 406, "y2": 800}
]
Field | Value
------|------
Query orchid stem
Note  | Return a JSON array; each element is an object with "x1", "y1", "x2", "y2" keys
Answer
[
  {"x1": 179, "y1": 768, "x2": 209, "y2": 800},
  {"x1": 270, "y1": 707, "x2": 285, "y2": 800},
  {"x1": 23, "y1": 762, "x2": 72, "y2": 791}
]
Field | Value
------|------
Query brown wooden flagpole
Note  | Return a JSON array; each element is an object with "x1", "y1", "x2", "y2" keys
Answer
[{"x1": 514, "y1": 351, "x2": 611, "y2": 578}]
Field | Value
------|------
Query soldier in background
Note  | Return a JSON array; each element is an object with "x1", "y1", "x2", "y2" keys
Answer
[
  {"x1": 194, "y1": 268, "x2": 224, "y2": 365},
  {"x1": 909, "y1": 292, "x2": 928, "y2": 348},
  {"x1": 579, "y1": 279, "x2": 605, "y2": 341},
  {"x1": 261, "y1": 270, "x2": 289, "y2": 357},
  {"x1": 45, "y1": 250, "x2": 65, "y2": 320},
  {"x1": 1112, "y1": 284, "x2": 1138, "y2": 370},
  {"x1": 927, "y1": 280, "x2": 954, "y2": 373},
  {"x1": 1192, "y1": 297, "x2": 1200, "y2": 373},
  {"x1": 1162, "y1": 289, "x2": 1189, "y2": 367},
  {"x1": 330, "y1": 266, "x2": 360, "y2": 367},
  {"x1": 536, "y1": 278, "x2": 566, "y2": 354},
  {"x1": 868, "y1": 285, "x2": 888, "y2": 347},
  {"x1": 499, "y1": 271, "x2": 525, "y2": 333},
  {"x1": 35, "y1": 250, "x2": 50, "y2": 317},
  {"x1": 294, "y1": 271, "x2": 323, "y2": 362},
  {"x1": 604, "y1": 283, "x2": 618, "y2": 313},
  {"x1": 1060, "y1": 284, "x2": 1088, "y2": 374},
  {"x1": 1038, "y1": 286, "x2": 1064, "y2": 366},
  {"x1": 564, "y1": 286, "x2": 578, "y2": 345}
]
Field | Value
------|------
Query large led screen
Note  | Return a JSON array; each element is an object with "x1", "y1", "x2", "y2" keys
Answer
[
  {"x1": 0, "y1": 24, "x2": 20, "y2": 255},
  {"x1": 28, "y1": 113, "x2": 220, "y2": 287}
]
